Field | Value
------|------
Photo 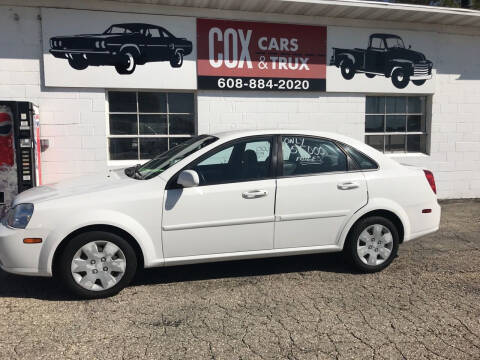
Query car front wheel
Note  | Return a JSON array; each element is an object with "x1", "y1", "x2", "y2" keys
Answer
[
  {"x1": 56, "y1": 231, "x2": 137, "y2": 299},
  {"x1": 68, "y1": 55, "x2": 88, "y2": 70},
  {"x1": 412, "y1": 79, "x2": 426, "y2": 86},
  {"x1": 391, "y1": 68, "x2": 410, "y2": 89},
  {"x1": 344, "y1": 216, "x2": 399, "y2": 273}
]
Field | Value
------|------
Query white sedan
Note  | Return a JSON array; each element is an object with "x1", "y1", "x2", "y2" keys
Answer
[{"x1": 0, "y1": 130, "x2": 440, "y2": 298}]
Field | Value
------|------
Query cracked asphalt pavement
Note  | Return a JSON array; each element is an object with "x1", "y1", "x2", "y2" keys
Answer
[{"x1": 1, "y1": 199, "x2": 479, "y2": 359}]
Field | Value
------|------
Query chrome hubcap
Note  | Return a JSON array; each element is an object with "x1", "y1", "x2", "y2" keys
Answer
[
  {"x1": 357, "y1": 224, "x2": 393, "y2": 266},
  {"x1": 125, "y1": 53, "x2": 134, "y2": 71},
  {"x1": 71, "y1": 241, "x2": 126, "y2": 291}
]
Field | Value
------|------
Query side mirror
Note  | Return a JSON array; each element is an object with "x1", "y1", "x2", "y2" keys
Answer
[
  {"x1": 408, "y1": 45, "x2": 412, "y2": 49},
  {"x1": 177, "y1": 170, "x2": 200, "y2": 188}
]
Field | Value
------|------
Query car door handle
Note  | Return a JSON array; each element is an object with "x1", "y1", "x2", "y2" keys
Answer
[
  {"x1": 242, "y1": 190, "x2": 268, "y2": 199},
  {"x1": 337, "y1": 182, "x2": 360, "y2": 190}
]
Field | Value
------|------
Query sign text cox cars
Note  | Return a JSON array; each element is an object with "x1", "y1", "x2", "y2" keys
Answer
[{"x1": 197, "y1": 19, "x2": 327, "y2": 91}]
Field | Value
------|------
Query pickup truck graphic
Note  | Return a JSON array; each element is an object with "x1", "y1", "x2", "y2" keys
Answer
[
  {"x1": 330, "y1": 34, "x2": 433, "y2": 89},
  {"x1": 49, "y1": 23, "x2": 193, "y2": 75}
]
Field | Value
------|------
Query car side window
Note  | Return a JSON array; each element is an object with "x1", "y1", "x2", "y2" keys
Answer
[
  {"x1": 342, "y1": 144, "x2": 378, "y2": 170},
  {"x1": 191, "y1": 138, "x2": 272, "y2": 186},
  {"x1": 197, "y1": 146, "x2": 233, "y2": 166},
  {"x1": 281, "y1": 136, "x2": 347, "y2": 176},
  {"x1": 149, "y1": 28, "x2": 162, "y2": 38}
]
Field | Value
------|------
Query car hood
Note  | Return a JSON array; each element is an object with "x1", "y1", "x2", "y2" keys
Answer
[
  {"x1": 389, "y1": 48, "x2": 427, "y2": 62},
  {"x1": 52, "y1": 34, "x2": 125, "y2": 40},
  {"x1": 13, "y1": 168, "x2": 136, "y2": 206}
]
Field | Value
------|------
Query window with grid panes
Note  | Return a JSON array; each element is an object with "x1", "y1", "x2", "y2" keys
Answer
[
  {"x1": 365, "y1": 96, "x2": 428, "y2": 154},
  {"x1": 108, "y1": 91, "x2": 195, "y2": 161}
]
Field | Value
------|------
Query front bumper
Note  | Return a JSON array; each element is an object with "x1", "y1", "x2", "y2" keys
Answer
[
  {"x1": 49, "y1": 49, "x2": 120, "y2": 66},
  {"x1": 411, "y1": 74, "x2": 432, "y2": 80},
  {"x1": 0, "y1": 223, "x2": 50, "y2": 277}
]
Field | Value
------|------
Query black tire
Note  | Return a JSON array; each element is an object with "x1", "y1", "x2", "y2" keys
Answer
[
  {"x1": 170, "y1": 50, "x2": 184, "y2": 68},
  {"x1": 68, "y1": 55, "x2": 88, "y2": 70},
  {"x1": 391, "y1": 68, "x2": 410, "y2": 89},
  {"x1": 365, "y1": 73, "x2": 375, "y2": 78},
  {"x1": 340, "y1": 59, "x2": 356, "y2": 80},
  {"x1": 115, "y1": 50, "x2": 137, "y2": 75},
  {"x1": 412, "y1": 79, "x2": 426, "y2": 86},
  {"x1": 344, "y1": 216, "x2": 399, "y2": 273},
  {"x1": 56, "y1": 231, "x2": 137, "y2": 299}
]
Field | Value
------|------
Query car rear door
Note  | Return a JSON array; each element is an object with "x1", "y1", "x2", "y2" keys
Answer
[
  {"x1": 274, "y1": 135, "x2": 368, "y2": 249},
  {"x1": 162, "y1": 136, "x2": 276, "y2": 259}
]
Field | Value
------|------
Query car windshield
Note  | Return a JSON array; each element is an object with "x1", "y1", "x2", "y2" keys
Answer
[
  {"x1": 104, "y1": 26, "x2": 138, "y2": 34},
  {"x1": 131, "y1": 135, "x2": 218, "y2": 180},
  {"x1": 385, "y1": 37, "x2": 405, "y2": 48}
]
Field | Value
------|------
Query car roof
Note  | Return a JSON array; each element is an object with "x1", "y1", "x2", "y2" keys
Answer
[
  {"x1": 213, "y1": 129, "x2": 344, "y2": 140},
  {"x1": 370, "y1": 33, "x2": 402, "y2": 39},
  {"x1": 111, "y1": 23, "x2": 165, "y2": 30}
]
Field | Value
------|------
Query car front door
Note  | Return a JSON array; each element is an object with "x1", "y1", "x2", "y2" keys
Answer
[
  {"x1": 144, "y1": 28, "x2": 168, "y2": 61},
  {"x1": 162, "y1": 136, "x2": 276, "y2": 259},
  {"x1": 274, "y1": 135, "x2": 368, "y2": 249},
  {"x1": 366, "y1": 37, "x2": 387, "y2": 73}
]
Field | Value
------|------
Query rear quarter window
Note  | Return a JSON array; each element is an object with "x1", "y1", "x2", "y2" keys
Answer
[{"x1": 342, "y1": 144, "x2": 378, "y2": 170}]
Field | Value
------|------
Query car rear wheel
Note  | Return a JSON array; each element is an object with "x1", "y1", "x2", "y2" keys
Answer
[
  {"x1": 170, "y1": 50, "x2": 184, "y2": 68},
  {"x1": 391, "y1": 68, "x2": 410, "y2": 89},
  {"x1": 340, "y1": 59, "x2": 356, "y2": 80},
  {"x1": 115, "y1": 51, "x2": 137, "y2": 75},
  {"x1": 56, "y1": 231, "x2": 137, "y2": 299},
  {"x1": 412, "y1": 79, "x2": 426, "y2": 86},
  {"x1": 68, "y1": 55, "x2": 88, "y2": 70},
  {"x1": 344, "y1": 216, "x2": 399, "y2": 273}
]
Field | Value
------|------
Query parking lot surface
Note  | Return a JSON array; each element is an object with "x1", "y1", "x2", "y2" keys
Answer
[{"x1": 0, "y1": 199, "x2": 479, "y2": 359}]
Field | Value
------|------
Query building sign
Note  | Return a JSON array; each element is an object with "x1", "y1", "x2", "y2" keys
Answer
[
  {"x1": 327, "y1": 26, "x2": 436, "y2": 93},
  {"x1": 41, "y1": 8, "x2": 197, "y2": 89},
  {"x1": 197, "y1": 19, "x2": 327, "y2": 91}
]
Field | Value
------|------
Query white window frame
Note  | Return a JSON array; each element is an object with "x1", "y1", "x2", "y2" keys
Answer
[{"x1": 106, "y1": 89, "x2": 197, "y2": 166}]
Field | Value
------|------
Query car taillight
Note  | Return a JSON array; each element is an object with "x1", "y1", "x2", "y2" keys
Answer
[{"x1": 423, "y1": 170, "x2": 436, "y2": 194}]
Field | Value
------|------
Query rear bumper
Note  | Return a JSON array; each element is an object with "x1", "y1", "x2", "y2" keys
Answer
[
  {"x1": 0, "y1": 223, "x2": 50, "y2": 277},
  {"x1": 405, "y1": 201, "x2": 441, "y2": 242}
]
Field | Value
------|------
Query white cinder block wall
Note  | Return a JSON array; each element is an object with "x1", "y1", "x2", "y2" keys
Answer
[
  {"x1": 0, "y1": 6, "x2": 107, "y2": 185},
  {"x1": 391, "y1": 32, "x2": 480, "y2": 199},
  {"x1": 0, "y1": 4, "x2": 479, "y2": 198},
  {"x1": 197, "y1": 92, "x2": 365, "y2": 140}
]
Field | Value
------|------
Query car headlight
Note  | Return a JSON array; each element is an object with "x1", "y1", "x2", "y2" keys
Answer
[
  {"x1": 58, "y1": 40, "x2": 62, "y2": 47},
  {"x1": 95, "y1": 41, "x2": 100, "y2": 48},
  {"x1": 101, "y1": 40, "x2": 106, "y2": 48},
  {"x1": 3, "y1": 204, "x2": 34, "y2": 229}
]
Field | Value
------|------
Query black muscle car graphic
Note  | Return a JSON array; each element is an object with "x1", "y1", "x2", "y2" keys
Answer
[
  {"x1": 330, "y1": 34, "x2": 433, "y2": 89},
  {"x1": 49, "y1": 23, "x2": 193, "y2": 75}
]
